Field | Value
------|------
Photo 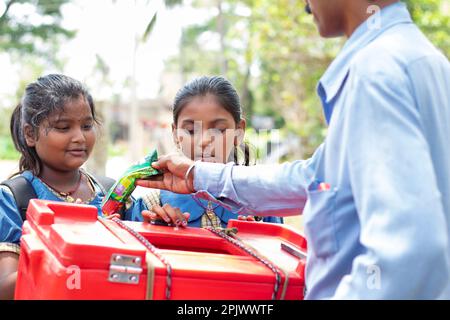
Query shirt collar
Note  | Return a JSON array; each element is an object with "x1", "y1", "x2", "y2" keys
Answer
[{"x1": 318, "y1": 1, "x2": 413, "y2": 105}]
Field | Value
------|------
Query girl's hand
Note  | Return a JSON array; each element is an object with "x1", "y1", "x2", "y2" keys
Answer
[
  {"x1": 104, "y1": 213, "x2": 121, "y2": 220},
  {"x1": 135, "y1": 153, "x2": 195, "y2": 194},
  {"x1": 142, "y1": 203, "x2": 190, "y2": 228}
]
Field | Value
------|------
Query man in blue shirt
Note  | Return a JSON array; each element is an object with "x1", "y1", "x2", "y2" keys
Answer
[{"x1": 138, "y1": 0, "x2": 450, "y2": 299}]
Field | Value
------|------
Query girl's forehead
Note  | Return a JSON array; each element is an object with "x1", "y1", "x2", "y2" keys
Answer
[
  {"x1": 178, "y1": 95, "x2": 233, "y2": 121},
  {"x1": 48, "y1": 97, "x2": 92, "y2": 121}
]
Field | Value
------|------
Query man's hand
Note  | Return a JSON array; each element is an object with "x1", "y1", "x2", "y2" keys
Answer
[{"x1": 136, "y1": 153, "x2": 195, "y2": 194}]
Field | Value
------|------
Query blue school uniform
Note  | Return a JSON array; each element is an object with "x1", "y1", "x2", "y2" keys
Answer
[
  {"x1": 160, "y1": 190, "x2": 282, "y2": 228},
  {"x1": 0, "y1": 170, "x2": 145, "y2": 253}
]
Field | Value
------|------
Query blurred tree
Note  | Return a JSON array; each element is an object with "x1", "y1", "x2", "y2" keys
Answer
[
  {"x1": 0, "y1": 0, "x2": 75, "y2": 160},
  {"x1": 251, "y1": 0, "x2": 341, "y2": 157},
  {"x1": 167, "y1": 0, "x2": 449, "y2": 161},
  {"x1": 165, "y1": 0, "x2": 258, "y2": 124},
  {"x1": 0, "y1": 0, "x2": 74, "y2": 54},
  {"x1": 405, "y1": 0, "x2": 450, "y2": 58}
]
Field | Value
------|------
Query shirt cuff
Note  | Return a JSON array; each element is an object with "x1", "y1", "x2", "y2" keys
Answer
[
  {"x1": 0, "y1": 242, "x2": 20, "y2": 255},
  {"x1": 193, "y1": 161, "x2": 231, "y2": 197}
]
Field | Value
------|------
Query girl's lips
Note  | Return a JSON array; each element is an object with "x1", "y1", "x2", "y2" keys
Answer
[{"x1": 67, "y1": 150, "x2": 87, "y2": 157}]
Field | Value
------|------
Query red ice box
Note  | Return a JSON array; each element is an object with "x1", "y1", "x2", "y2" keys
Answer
[{"x1": 15, "y1": 199, "x2": 307, "y2": 300}]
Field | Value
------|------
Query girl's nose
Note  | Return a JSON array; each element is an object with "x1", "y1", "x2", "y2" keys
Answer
[
  {"x1": 200, "y1": 129, "x2": 213, "y2": 148},
  {"x1": 71, "y1": 127, "x2": 87, "y2": 143}
]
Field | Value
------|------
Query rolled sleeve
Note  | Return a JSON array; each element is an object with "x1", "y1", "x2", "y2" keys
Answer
[
  {"x1": 0, "y1": 242, "x2": 20, "y2": 254},
  {"x1": 193, "y1": 148, "x2": 322, "y2": 216}
]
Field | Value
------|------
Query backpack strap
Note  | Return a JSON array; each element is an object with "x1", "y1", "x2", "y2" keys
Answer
[
  {"x1": 90, "y1": 174, "x2": 116, "y2": 195},
  {"x1": 1, "y1": 173, "x2": 124, "y2": 221},
  {"x1": 1, "y1": 176, "x2": 37, "y2": 221}
]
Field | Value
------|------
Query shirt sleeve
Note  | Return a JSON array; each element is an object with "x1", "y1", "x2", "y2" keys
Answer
[
  {"x1": 192, "y1": 145, "x2": 323, "y2": 217},
  {"x1": 0, "y1": 186, "x2": 23, "y2": 247},
  {"x1": 333, "y1": 65, "x2": 450, "y2": 299}
]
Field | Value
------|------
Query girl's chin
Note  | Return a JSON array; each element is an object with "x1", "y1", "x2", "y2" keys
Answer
[
  {"x1": 64, "y1": 159, "x2": 87, "y2": 170},
  {"x1": 195, "y1": 156, "x2": 219, "y2": 163}
]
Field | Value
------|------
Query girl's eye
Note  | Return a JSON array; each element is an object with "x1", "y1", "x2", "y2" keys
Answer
[
  {"x1": 55, "y1": 126, "x2": 69, "y2": 131},
  {"x1": 82, "y1": 124, "x2": 94, "y2": 130},
  {"x1": 181, "y1": 128, "x2": 194, "y2": 135},
  {"x1": 212, "y1": 128, "x2": 227, "y2": 135}
]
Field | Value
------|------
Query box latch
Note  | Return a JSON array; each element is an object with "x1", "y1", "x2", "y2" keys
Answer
[{"x1": 109, "y1": 254, "x2": 143, "y2": 284}]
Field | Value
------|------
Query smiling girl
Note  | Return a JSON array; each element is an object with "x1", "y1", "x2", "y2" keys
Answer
[{"x1": 0, "y1": 74, "x2": 145, "y2": 299}]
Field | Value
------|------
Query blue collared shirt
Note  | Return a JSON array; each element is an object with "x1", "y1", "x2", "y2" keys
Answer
[
  {"x1": 192, "y1": 2, "x2": 450, "y2": 299},
  {"x1": 160, "y1": 190, "x2": 282, "y2": 227}
]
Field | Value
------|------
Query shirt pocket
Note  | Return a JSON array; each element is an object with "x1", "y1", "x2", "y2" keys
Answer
[{"x1": 304, "y1": 187, "x2": 338, "y2": 258}]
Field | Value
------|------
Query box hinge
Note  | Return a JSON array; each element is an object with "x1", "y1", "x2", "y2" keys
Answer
[{"x1": 108, "y1": 254, "x2": 143, "y2": 284}]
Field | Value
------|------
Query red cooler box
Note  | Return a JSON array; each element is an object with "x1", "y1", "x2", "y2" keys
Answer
[{"x1": 15, "y1": 199, "x2": 307, "y2": 300}]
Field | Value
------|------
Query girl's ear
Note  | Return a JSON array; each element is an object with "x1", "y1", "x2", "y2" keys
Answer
[
  {"x1": 172, "y1": 123, "x2": 180, "y2": 147},
  {"x1": 234, "y1": 119, "x2": 246, "y2": 146},
  {"x1": 23, "y1": 124, "x2": 37, "y2": 147}
]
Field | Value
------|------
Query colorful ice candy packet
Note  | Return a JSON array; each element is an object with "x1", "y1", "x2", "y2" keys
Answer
[{"x1": 101, "y1": 149, "x2": 162, "y2": 216}]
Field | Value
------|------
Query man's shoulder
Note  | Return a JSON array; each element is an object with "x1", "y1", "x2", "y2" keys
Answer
[{"x1": 351, "y1": 23, "x2": 444, "y2": 79}]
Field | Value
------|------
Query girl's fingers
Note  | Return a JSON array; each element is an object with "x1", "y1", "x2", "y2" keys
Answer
[
  {"x1": 143, "y1": 206, "x2": 188, "y2": 228},
  {"x1": 151, "y1": 205, "x2": 172, "y2": 224},
  {"x1": 141, "y1": 210, "x2": 157, "y2": 223},
  {"x1": 162, "y1": 204, "x2": 186, "y2": 227},
  {"x1": 104, "y1": 213, "x2": 121, "y2": 220}
]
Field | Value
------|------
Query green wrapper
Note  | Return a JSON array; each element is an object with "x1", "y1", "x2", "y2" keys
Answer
[{"x1": 101, "y1": 149, "x2": 162, "y2": 216}]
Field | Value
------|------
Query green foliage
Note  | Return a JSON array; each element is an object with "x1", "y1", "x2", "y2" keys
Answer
[
  {"x1": 0, "y1": 0, "x2": 75, "y2": 160},
  {"x1": 0, "y1": 136, "x2": 19, "y2": 160},
  {"x1": 0, "y1": 0, "x2": 75, "y2": 54},
  {"x1": 405, "y1": 0, "x2": 450, "y2": 58},
  {"x1": 168, "y1": 0, "x2": 449, "y2": 160},
  {"x1": 0, "y1": 107, "x2": 19, "y2": 160}
]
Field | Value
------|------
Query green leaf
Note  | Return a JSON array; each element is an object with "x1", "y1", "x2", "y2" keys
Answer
[{"x1": 142, "y1": 12, "x2": 158, "y2": 42}]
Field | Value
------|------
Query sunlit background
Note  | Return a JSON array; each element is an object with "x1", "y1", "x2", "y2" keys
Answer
[{"x1": 1, "y1": 0, "x2": 449, "y2": 228}]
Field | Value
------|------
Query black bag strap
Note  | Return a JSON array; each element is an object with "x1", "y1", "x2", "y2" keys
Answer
[
  {"x1": 89, "y1": 174, "x2": 116, "y2": 195},
  {"x1": 1, "y1": 176, "x2": 37, "y2": 221},
  {"x1": 1, "y1": 174, "x2": 119, "y2": 221}
]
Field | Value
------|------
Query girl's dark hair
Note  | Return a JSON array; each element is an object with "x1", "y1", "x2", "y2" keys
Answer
[
  {"x1": 172, "y1": 76, "x2": 251, "y2": 166},
  {"x1": 10, "y1": 74, "x2": 98, "y2": 176}
]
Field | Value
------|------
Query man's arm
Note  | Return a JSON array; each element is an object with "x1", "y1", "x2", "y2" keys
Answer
[{"x1": 192, "y1": 144, "x2": 324, "y2": 216}]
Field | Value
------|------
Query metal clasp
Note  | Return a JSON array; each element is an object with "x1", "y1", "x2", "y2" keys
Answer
[{"x1": 108, "y1": 254, "x2": 143, "y2": 284}]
